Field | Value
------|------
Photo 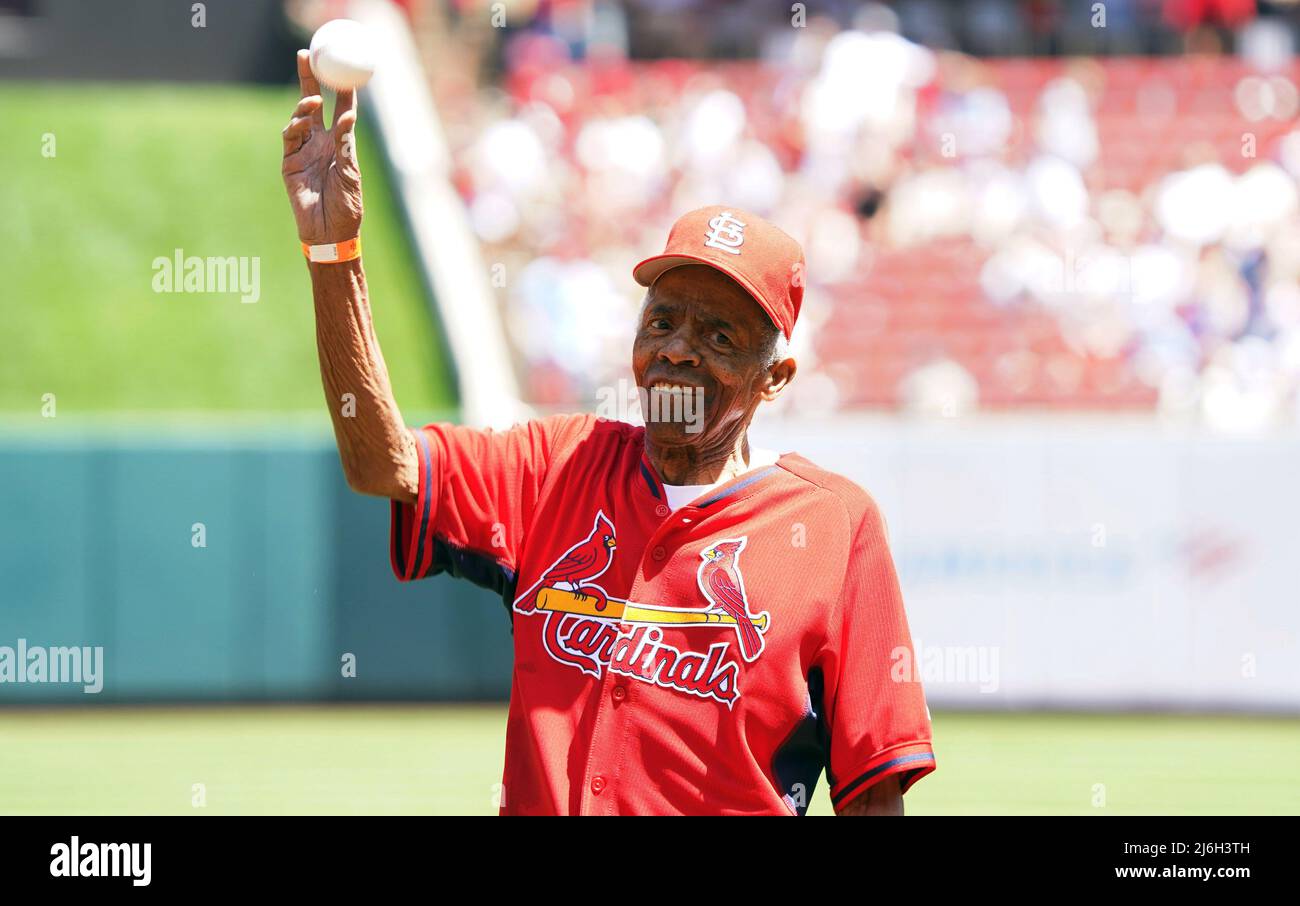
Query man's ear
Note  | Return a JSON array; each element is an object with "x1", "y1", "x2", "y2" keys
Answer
[{"x1": 760, "y1": 356, "x2": 796, "y2": 402}]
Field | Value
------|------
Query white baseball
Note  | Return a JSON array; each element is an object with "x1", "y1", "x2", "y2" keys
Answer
[{"x1": 308, "y1": 19, "x2": 376, "y2": 91}]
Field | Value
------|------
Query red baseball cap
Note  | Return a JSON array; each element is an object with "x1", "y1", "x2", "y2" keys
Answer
[{"x1": 632, "y1": 205, "x2": 805, "y2": 340}]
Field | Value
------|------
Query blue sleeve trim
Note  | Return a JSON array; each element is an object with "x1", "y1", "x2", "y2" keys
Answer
[{"x1": 831, "y1": 752, "x2": 936, "y2": 807}]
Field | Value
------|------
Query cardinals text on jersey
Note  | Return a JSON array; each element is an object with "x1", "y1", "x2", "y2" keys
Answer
[{"x1": 512, "y1": 514, "x2": 768, "y2": 707}]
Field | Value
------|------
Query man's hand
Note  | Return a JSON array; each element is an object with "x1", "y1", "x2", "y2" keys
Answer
[
  {"x1": 838, "y1": 775, "x2": 904, "y2": 816},
  {"x1": 282, "y1": 49, "x2": 363, "y2": 244}
]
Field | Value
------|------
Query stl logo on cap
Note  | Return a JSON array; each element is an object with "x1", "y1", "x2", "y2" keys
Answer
[
  {"x1": 632, "y1": 204, "x2": 806, "y2": 340},
  {"x1": 703, "y1": 211, "x2": 746, "y2": 255}
]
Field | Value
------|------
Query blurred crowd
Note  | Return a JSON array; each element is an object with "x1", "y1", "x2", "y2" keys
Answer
[
  {"x1": 431, "y1": 0, "x2": 1300, "y2": 62},
  {"x1": 414, "y1": 0, "x2": 1300, "y2": 428}
]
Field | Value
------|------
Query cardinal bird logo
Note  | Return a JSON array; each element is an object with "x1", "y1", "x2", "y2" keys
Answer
[
  {"x1": 515, "y1": 511, "x2": 618, "y2": 612},
  {"x1": 513, "y1": 520, "x2": 769, "y2": 700},
  {"x1": 697, "y1": 537, "x2": 768, "y2": 662}
]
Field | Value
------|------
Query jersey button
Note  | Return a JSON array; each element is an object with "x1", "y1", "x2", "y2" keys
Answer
[
  {"x1": 612, "y1": 684, "x2": 627, "y2": 703},
  {"x1": 590, "y1": 776, "x2": 606, "y2": 795},
  {"x1": 651, "y1": 545, "x2": 666, "y2": 561},
  {"x1": 655, "y1": 504, "x2": 669, "y2": 518}
]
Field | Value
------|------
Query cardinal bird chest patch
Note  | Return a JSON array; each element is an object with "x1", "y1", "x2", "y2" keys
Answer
[{"x1": 511, "y1": 512, "x2": 771, "y2": 707}]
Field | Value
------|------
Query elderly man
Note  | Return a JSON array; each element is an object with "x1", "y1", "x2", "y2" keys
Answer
[{"x1": 282, "y1": 51, "x2": 934, "y2": 816}]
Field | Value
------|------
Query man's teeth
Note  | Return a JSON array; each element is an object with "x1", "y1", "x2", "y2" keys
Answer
[{"x1": 650, "y1": 383, "x2": 696, "y2": 392}]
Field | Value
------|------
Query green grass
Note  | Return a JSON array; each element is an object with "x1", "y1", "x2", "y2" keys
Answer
[
  {"x1": 0, "y1": 83, "x2": 453, "y2": 414},
  {"x1": 0, "y1": 706, "x2": 1295, "y2": 815}
]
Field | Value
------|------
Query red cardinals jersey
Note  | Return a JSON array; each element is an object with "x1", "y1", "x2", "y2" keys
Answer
[{"x1": 391, "y1": 413, "x2": 935, "y2": 815}]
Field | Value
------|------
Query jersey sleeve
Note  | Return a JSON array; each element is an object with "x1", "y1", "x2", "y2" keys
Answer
[
  {"x1": 820, "y1": 499, "x2": 936, "y2": 812},
  {"x1": 390, "y1": 413, "x2": 596, "y2": 590}
]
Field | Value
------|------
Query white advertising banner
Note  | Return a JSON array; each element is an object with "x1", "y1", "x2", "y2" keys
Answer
[{"x1": 753, "y1": 414, "x2": 1300, "y2": 712}]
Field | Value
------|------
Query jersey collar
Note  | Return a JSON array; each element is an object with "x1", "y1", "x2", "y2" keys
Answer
[
  {"x1": 694, "y1": 464, "x2": 781, "y2": 508},
  {"x1": 637, "y1": 447, "x2": 784, "y2": 511},
  {"x1": 638, "y1": 454, "x2": 663, "y2": 500}
]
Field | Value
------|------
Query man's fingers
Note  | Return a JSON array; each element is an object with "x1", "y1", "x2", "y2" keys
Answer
[
  {"x1": 334, "y1": 110, "x2": 359, "y2": 173},
  {"x1": 334, "y1": 110, "x2": 357, "y2": 143},
  {"x1": 296, "y1": 49, "x2": 321, "y2": 96},
  {"x1": 284, "y1": 115, "x2": 314, "y2": 137},
  {"x1": 332, "y1": 89, "x2": 359, "y2": 172},
  {"x1": 284, "y1": 95, "x2": 323, "y2": 157},
  {"x1": 292, "y1": 95, "x2": 323, "y2": 123},
  {"x1": 296, "y1": 50, "x2": 326, "y2": 128},
  {"x1": 332, "y1": 88, "x2": 356, "y2": 131},
  {"x1": 282, "y1": 115, "x2": 313, "y2": 155}
]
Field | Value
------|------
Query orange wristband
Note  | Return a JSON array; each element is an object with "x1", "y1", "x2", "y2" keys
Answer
[{"x1": 302, "y1": 236, "x2": 361, "y2": 263}]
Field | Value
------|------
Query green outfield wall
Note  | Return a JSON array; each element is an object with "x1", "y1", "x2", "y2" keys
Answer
[{"x1": 0, "y1": 435, "x2": 514, "y2": 703}]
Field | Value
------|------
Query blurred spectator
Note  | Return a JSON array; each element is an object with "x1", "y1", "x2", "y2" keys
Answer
[
  {"x1": 896, "y1": 0, "x2": 959, "y2": 49},
  {"x1": 1164, "y1": 0, "x2": 1258, "y2": 51},
  {"x1": 962, "y1": 0, "x2": 1031, "y2": 55}
]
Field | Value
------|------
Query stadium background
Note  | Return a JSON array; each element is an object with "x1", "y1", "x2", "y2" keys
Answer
[{"x1": 1, "y1": 0, "x2": 1297, "y2": 814}]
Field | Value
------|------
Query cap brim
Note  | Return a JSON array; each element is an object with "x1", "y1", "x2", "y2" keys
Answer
[
  {"x1": 631, "y1": 253, "x2": 787, "y2": 338},
  {"x1": 632, "y1": 254, "x2": 703, "y2": 288}
]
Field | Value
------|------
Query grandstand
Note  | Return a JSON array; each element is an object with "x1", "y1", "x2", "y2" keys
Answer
[{"x1": 433, "y1": 34, "x2": 1300, "y2": 422}]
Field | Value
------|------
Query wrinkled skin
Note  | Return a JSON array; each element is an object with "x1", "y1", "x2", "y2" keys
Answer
[{"x1": 632, "y1": 265, "x2": 796, "y2": 486}]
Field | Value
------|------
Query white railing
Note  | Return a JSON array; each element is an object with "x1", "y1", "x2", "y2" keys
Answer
[{"x1": 332, "y1": 0, "x2": 525, "y2": 428}]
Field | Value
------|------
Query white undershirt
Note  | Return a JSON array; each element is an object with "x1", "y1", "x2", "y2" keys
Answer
[{"x1": 661, "y1": 448, "x2": 781, "y2": 512}]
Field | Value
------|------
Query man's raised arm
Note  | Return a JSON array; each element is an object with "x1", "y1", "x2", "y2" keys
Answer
[{"x1": 281, "y1": 49, "x2": 417, "y2": 504}]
